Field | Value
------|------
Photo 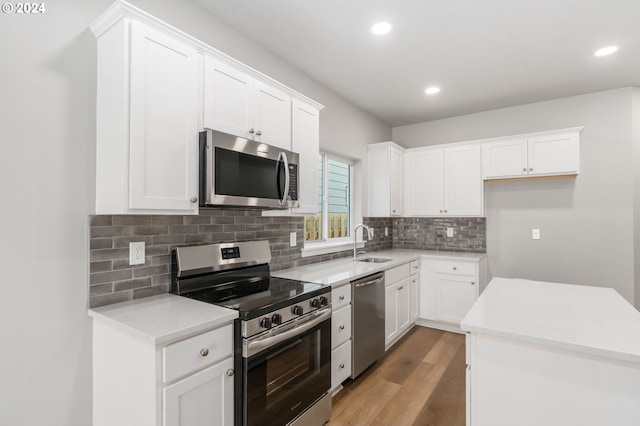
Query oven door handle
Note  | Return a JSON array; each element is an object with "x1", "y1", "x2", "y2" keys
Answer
[{"x1": 246, "y1": 307, "x2": 331, "y2": 357}]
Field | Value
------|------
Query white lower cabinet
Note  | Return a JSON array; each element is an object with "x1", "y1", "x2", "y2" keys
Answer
[
  {"x1": 419, "y1": 256, "x2": 486, "y2": 328},
  {"x1": 330, "y1": 283, "x2": 352, "y2": 393},
  {"x1": 93, "y1": 319, "x2": 234, "y2": 426},
  {"x1": 164, "y1": 358, "x2": 234, "y2": 426},
  {"x1": 384, "y1": 263, "x2": 414, "y2": 349}
]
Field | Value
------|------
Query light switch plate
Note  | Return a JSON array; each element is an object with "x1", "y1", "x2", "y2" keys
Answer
[
  {"x1": 290, "y1": 231, "x2": 296, "y2": 247},
  {"x1": 446, "y1": 227, "x2": 454, "y2": 238},
  {"x1": 532, "y1": 229, "x2": 541, "y2": 240},
  {"x1": 129, "y1": 241, "x2": 145, "y2": 265}
]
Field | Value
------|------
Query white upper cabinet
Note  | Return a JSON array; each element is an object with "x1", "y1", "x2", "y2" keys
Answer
[
  {"x1": 204, "y1": 56, "x2": 292, "y2": 150},
  {"x1": 93, "y1": 18, "x2": 200, "y2": 214},
  {"x1": 482, "y1": 129, "x2": 581, "y2": 179},
  {"x1": 367, "y1": 142, "x2": 405, "y2": 217},
  {"x1": 405, "y1": 145, "x2": 483, "y2": 217},
  {"x1": 91, "y1": 2, "x2": 322, "y2": 214},
  {"x1": 291, "y1": 99, "x2": 320, "y2": 214}
]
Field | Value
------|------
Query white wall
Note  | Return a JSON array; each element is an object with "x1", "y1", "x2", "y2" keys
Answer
[
  {"x1": 0, "y1": 1, "x2": 390, "y2": 424},
  {"x1": 393, "y1": 88, "x2": 636, "y2": 304}
]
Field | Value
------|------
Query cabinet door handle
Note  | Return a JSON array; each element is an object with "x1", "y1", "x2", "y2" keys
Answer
[
  {"x1": 412, "y1": 279, "x2": 416, "y2": 283},
  {"x1": 200, "y1": 348, "x2": 209, "y2": 357},
  {"x1": 398, "y1": 286, "x2": 404, "y2": 290},
  {"x1": 444, "y1": 210, "x2": 448, "y2": 213},
  {"x1": 339, "y1": 295, "x2": 345, "y2": 301},
  {"x1": 471, "y1": 281, "x2": 476, "y2": 285},
  {"x1": 256, "y1": 130, "x2": 262, "y2": 136},
  {"x1": 522, "y1": 167, "x2": 527, "y2": 172},
  {"x1": 529, "y1": 167, "x2": 533, "y2": 172},
  {"x1": 339, "y1": 363, "x2": 345, "y2": 369},
  {"x1": 439, "y1": 210, "x2": 443, "y2": 213},
  {"x1": 453, "y1": 267, "x2": 457, "y2": 271},
  {"x1": 248, "y1": 128, "x2": 255, "y2": 134},
  {"x1": 190, "y1": 196, "x2": 198, "y2": 203},
  {"x1": 339, "y1": 325, "x2": 345, "y2": 330},
  {"x1": 226, "y1": 369, "x2": 235, "y2": 377}
]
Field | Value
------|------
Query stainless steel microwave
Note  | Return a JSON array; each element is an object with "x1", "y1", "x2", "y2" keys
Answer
[{"x1": 199, "y1": 129, "x2": 300, "y2": 208}]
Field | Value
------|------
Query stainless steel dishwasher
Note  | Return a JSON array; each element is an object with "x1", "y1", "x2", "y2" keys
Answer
[{"x1": 351, "y1": 271, "x2": 385, "y2": 378}]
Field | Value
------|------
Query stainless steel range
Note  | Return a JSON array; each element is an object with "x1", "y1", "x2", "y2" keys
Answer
[{"x1": 172, "y1": 240, "x2": 332, "y2": 426}]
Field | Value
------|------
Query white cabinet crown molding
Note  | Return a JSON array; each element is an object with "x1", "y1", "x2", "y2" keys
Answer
[{"x1": 90, "y1": 0, "x2": 324, "y2": 111}]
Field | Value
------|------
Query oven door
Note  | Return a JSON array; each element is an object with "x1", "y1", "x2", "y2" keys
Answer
[{"x1": 242, "y1": 309, "x2": 331, "y2": 426}]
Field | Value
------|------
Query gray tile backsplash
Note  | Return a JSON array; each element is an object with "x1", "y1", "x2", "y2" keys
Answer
[
  {"x1": 393, "y1": 217, "x2": 486, "y2": 252},
  {"x1": 89, "y1": 210, "x2": 485, "y2": 308}
]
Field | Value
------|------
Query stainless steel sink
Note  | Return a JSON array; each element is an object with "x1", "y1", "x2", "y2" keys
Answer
[{"x1": 356, "y1": 257, "x2": 392, "y2": 263}]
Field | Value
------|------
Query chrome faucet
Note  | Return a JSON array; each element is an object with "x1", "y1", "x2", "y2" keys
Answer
[{"x1": 353, "y1": 224, "x2": 373, "y2": 259}]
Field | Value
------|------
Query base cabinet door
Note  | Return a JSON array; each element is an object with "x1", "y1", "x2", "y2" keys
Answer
[
  {"x1": 385, "y1": 284, "x2": 399, "y2": 344},
  {"x1": 436, "y1": 275, "x2": 478, "y2": 324},
  {"x1": 396, "y1": 279, "x2": 411, "y2": 333},
  {"x1": 331, "y1": 340, "x2": 352, "y2": 390},
  {"x1": 163, "y1": 358, "x2": 234, "y2": 426}
]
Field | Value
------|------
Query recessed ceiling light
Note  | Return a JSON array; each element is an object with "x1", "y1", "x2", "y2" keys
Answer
[
  {"x1": 371, "y1": 22, "x2": 392, "y2": 35},
  {"x1": 594, "y1": 46, "x2": 619, "y2": 57},
  {"x1": 425, "y1": 87, "x2": 440, "y2": 95}
]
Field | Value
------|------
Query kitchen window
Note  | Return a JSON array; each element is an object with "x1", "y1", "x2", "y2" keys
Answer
[{"x1": 304, "y1": 154, "x2": 352, "y2": 245}]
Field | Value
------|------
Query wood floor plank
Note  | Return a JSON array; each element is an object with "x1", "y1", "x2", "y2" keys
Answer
[
  {"x1": 372, "y1": 361, "x2": 446, "y2": 425},
  {"x1": 370, "y1": 327, "x2": 445, "y2": 386},
  {"x1": 330, "y1": 375, "x2": 401, "y2": 425},
  {"x1": 413, "y1": 343, "x2": 467, "y2": 426},
  {"x1": 423, "y1": 332, "x2": 464, "y2": 366}
]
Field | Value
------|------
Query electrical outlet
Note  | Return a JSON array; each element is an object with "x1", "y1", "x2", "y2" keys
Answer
[
  {"x1": 532, "y1": 229, "x2": 541, "y2": 240},
  {"x1": 290, "y1": 231, "x2": 296, "y2": 247},
  {"x1": 384, "y1": 227, "x2": 389, "y2": 236},
  {"x1": 129, "y1": 241, "x2": 145, "y2": 265},
  {"x1": 446, "y1": 227, "x2": 454, "y2": 238}
]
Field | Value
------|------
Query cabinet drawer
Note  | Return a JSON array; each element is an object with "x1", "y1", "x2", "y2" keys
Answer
[
  {"x1": 435, "y1": 261, "x2": 477, "y2": 276},
  {"x1": 332, "y1": 283, "x2": 351, "y2": 310},
  {"x1": 331, "y1": 340, "x2": 352, "y2": 390},
  {"x1": 163, "y1": 324, "x2": 233, "y2": 384},
  {"x1": 331, "y1": 305, "x2": 351, "y2": 349},
  {"x1": 385, "y1": 263, "x2": 411, "y2": 286}
]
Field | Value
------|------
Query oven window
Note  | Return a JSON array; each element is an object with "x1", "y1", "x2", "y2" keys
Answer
[{"x1": 245, "y1": 319, "x2": 330, "y2": 426}]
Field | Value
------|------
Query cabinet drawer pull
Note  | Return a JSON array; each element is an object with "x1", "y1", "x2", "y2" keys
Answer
[
  {"x1": 256, "y1": 130, "x2": 262, "y2": 136},
  {"x1": 453, "y1": 267, "x2": 457, "y2": 271},
  {"x1": 339, "y1": 325, "x2": 345, "y2": 330},
  {"x1": 339, "y1": 363, "x2": 345, "y2": 369},
  {"x1": 226, "y1": 369, "x2": 235, "y2": 377},
  {"x1": 248, "y1": 128, "x2": 255, "y2": 134},
  {"x1": 398, "y1": 286, "x2": 404, "y2": 290},
  {"x1": 190, "y1": 196, "x2": 198, "y2": 203},
  {"x1": 200, "y1": 348, "x2": 209, "y2": 357},
  {"x1": 471, "y1": 281, "x2": 476, "y2": 285},
  {"x1": 522, "y1": 167, "x2": 527, "y2": 172},
  {"x1": 339, "y1": 295, "x2": 345, "y2": 301},
  {"x1": 529, "y1": 167, "x2": 533, "y2": 172}
]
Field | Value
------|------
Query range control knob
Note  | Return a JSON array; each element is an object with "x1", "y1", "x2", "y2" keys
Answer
[
  {"x1": 319, "y1": 296, "x2": 329, "y2": 307},
  {"x1": 310, "y1": 298, "x2": 321, "y2": 308},
  {"x1": 271, "y1": 313, "x2": 283, "y2": 325},
  {"x1": 259, "y1": 317, "x2": 272, "y2": 329},
  {"x1": 292, "y1": 305, "x2": 304, "y2": 316}
]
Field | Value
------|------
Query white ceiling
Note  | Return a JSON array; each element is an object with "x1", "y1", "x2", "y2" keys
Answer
[{"x1": 191, "y1": 0, "x2": 640, "y2": 127}]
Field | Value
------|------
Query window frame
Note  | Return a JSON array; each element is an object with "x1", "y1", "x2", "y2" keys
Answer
[{"x1": 303, "y1": 152, "x2": 354, "y2": 251}]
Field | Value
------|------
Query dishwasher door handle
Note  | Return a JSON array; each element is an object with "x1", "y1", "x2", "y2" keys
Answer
[{"x1": 354, "y1": 275, "x2": 384, "y2": 288}]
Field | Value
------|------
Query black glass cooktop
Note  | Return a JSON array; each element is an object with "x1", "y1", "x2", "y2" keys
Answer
[{"x1": 181, "y1": 276, "x2": 329, "y2": 320}]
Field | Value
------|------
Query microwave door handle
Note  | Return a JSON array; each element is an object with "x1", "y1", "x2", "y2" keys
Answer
[{"x1": 277, "y1": 151, "x2": 290, "y2": 207}]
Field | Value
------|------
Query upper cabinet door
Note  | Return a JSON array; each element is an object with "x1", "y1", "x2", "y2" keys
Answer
[
  {"x1": 527, "y1": 132, "x2": 579, "y2": 176},
  {"x1": 253, "y1": 80, "x2": 292, "y2": 150},
  {"x1": 444, "y1": 145, "x2": 483, "y2": 216},
  {"x1": 482, "y1": 139, "x2": 528, "y2": 179},
  {"x1": 129, "y1": 21, "x2": 200, "y2": 211},
  {"x1": 405, "y1": 149, "x2": 444, "y2": 216},
  {"x1": 389, "y1": 147, "x2": 404, "y2": 216},
  {"x1": 291, "y1": 99, "x2": 320, "y2": 214},
  {"x1": 203, "y1": 56, "x2": 254, "y2": 140}
]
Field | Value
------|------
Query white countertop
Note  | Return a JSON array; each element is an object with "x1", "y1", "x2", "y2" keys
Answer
[
  {"x1": 461, "y1": 277, "x2": 640, "y2": 364},
  {"x1": 272, "y1": 249, "x2": 485, "y2": 287},
  {"x1": 88, "y1": 293, "x2": 238, "y2": 345}
]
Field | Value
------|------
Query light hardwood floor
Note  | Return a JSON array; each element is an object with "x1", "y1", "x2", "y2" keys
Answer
[{"x1": 330, "y1": 326, "x2": 466, "y2": 426}]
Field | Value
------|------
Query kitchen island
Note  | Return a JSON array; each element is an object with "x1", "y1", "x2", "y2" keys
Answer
[{"x1": 461, "y1": 278, "x2": 640, "y2": 426}]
